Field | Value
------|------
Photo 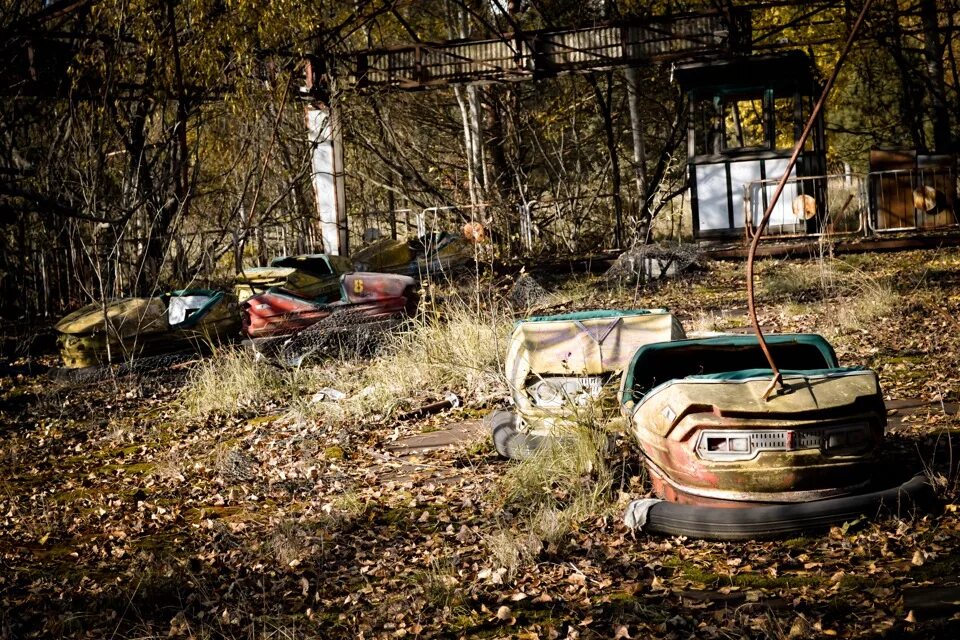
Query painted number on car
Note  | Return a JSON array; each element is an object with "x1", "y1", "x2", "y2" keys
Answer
[{"x1": 354, "y1": 278, "x2": 364, "y2": 294}]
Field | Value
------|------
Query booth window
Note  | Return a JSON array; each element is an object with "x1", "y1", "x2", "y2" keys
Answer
[
  {"x1": 722, "y1": 94, "x2": 769, "y2": 152},
  {"x1": 693, "y1": 99, "x2": 722, "y2": 156}
]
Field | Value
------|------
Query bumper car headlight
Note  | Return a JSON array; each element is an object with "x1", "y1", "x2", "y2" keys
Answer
[
  {"x1": 527, "y1": 376, "x2": 604, "y2": 409},
  {"x1": 696, "y1": 422, "x2": 873, "y2": 462}
]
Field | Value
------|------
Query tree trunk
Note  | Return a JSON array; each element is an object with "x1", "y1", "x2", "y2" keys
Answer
[
  {"x1": 467, "y1": 84, "x2": 487, "y2": 197},
  {"x1": 625, "y1": 66, "x2": 649, "y2": 243},
  {"x1": 132, "y1": 0, "x2": 192, "y2": 294},
  {"x1": 947, "y1": 9, "x2": 960, "y2": 124},
  {"x1": 454, "y1": 86, "x2": 480, "y2": 207},
  {"x1": 919, "y1": 0, "x2": 953, "y2": 152},
  {"x1": 590, "y1": 73, "x2": 624, "y2": 249},
  {"x1": 450, "y1": 3, "x2": 487, "y2": 208},
  {"x1": 880, "y1": 1, "x2": 928, "y2": 150}
]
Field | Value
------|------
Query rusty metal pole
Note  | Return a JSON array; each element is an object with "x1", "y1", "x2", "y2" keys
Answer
[{"x1": 748, "y1": 0, "x2": 874, "y2": 400}]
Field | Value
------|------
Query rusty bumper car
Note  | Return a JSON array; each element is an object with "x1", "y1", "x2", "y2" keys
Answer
[
  {"x1": 235, "y1": 253, "x2": 355, "y2": 302},
  {"x1": 490, "y1": 309, "x2": 686, "y2": 459},
  {"x1": 56, "y1": 289, "x2": 239, "y2": 368},
  {"x1": 241, "y1": 271, "x2": 417, "y2": 365},
  {"x1": 619, "y1": 334, "x2": 935, "y2": 540},
  {"x1": 352, "y1": 232, "x2": 474, "y2": 278}
]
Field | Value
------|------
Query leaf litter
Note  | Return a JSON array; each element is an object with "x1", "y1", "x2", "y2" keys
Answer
[{"x1": 1, "y1": 248, "x2": 960, "y2": 638}]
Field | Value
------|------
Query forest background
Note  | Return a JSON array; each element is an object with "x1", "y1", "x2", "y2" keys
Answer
[{"x1": 1, "y1": 0, "x2": 958, "y2": 319}]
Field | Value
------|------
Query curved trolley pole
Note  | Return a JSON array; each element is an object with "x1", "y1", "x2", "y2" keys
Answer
[{"x1": 748, "y1": 0, "x2": 874, "y2": 400}]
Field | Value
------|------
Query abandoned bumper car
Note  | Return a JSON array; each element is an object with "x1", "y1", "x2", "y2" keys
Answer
[
  {"x1": 490, "y1": 309, "x2": 686, "y2": 459},
  {"x1": 620, "y1": 334, "x2": 936, "y2": 539},
  {"x1": 235, "y1": 253, "x2": 355, "y2": 302},
  {"x1": 352, "y1": 231, "x2": 474, "y2": 278},
  {"x1": 56, "y1": 290, "x2": 239, "y2": 368},
  {"x1": 241, "y1": 271, "x2": 418, "y2": 366}
]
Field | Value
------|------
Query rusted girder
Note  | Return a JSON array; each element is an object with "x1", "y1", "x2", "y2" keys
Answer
[{"x1": 312, "y1": 9, "x2": 750, "y2": 95}]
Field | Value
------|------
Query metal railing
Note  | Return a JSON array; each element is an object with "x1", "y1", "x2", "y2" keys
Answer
[
  {"x1": 344, "y1": 11, "x2": 749, "y2": 91},
  {"x1": 868, "y1": 167, "x2": 958, "y2": 233},
  {"x1": 351, "y1": 195, "x2": 628, "y2": 257},
  {"x1": 349, "y1": 204, "x2": 489, "y2": 244},
  {"x1": 744, "y1": 167, "x2": 959, "y2": 240},
  {"x1": 744, "y1": 173, "x2": 866, "y2": 240}
]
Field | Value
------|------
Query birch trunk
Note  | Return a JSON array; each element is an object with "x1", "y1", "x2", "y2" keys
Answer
[
  {"x1": 450, "y1": 2, "x2": 486, "y2": 209},
  {"x1": 454, "y1": 86, "x2": 479, "y2": 207},
  {"x1": 625, "y1": 67, "x2": 649, "y2": 242},
  {"x1": 467, "y1": 84, "x2": 488, "y2": 197}
]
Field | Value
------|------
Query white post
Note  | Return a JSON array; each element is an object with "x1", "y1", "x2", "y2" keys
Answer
[{"x1": 305, "y1": 106, "x2": 348, "y2": 255}]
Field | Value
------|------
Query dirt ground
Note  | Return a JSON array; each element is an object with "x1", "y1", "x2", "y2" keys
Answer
[{"x1": 2, "y1": 247, "x2": 960, "y2": 639}]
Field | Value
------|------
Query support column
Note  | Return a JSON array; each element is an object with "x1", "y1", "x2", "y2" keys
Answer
[{"x1": 305, "y1": 105, "x2": 348, "y2": 256}]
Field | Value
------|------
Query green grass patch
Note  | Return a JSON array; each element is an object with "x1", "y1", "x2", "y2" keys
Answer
[{"x1": 677, "y1": 563, "x2": 826, "y2": 590}]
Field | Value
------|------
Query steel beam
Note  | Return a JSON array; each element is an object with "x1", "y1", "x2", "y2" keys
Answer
[{"x1": 324, "y1": 10, "x2": 750, "y2": 93}]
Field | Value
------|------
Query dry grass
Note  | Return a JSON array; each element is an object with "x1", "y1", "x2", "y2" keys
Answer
[
  {"x1": 373, "y1": 302, "x2": 510, "y2": 399},
  {"x1": 830, "y1": 275, "x2": 900, "y2": 335},
  {"x1": 686, "y1": 310, "x2": 725, "y2": 334},
  {"x1": 759, "y1": 257, "x2": 900, "y2": 335},
  {"x1": 267, "y1": 519, "x2": 308, "y2": 568},
  {"x1": 482, "y1": 528, "x2": 542, "y2": 579},
  {"x1": 181, "y1": 346, "x2": 285, "y2": 418},
  {"x1": 686, "y1": 309, "x2": 747, "y2": 335},
  {"x1": 487, "y1": 409, "x2": 616, "y2": 576},
  {"x1": 483, "y1": 417, "x2": 615, "y2": 577},
  {"x1": 503, "y1": 425, "x2": 610, "y2": 508},
  {"x1": 320, "y1": 491, "x2": 367, "y2": 526},
  {"x1": 181, "y1": 296, "x2": 512, "y2": 427},
  {"x1": 416, "y1": 556, "x2": 462, "y2": 609},
  {"x1": 151, "y1": 451, "x2": 187, "y2": 482},
  {"x1": 528, "y1": 504, "x2": 571, "y2": 545},
  {"x1": 288, "y1": 298, "x2": 512, "y2": 426},
  {"x1": 760, "y1": 258, "x2": 839, "y2": 300}
]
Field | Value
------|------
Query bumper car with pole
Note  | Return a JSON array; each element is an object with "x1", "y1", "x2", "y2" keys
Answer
[
  {"x1": 619, "y1": 6, "x2": 938, "y2": 539},
  {"x1": 619, "y1": 334, "x2": 936, "y2": 540}
]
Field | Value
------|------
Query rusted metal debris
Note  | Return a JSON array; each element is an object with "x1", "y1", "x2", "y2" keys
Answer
[{"x1": 606, "y1": 242, "x2": 702, "y2": 283}]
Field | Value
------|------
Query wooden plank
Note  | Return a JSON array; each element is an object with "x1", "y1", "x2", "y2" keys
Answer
[{"x1": 903, "y1": 585, "x2": 960, "y2": 618}]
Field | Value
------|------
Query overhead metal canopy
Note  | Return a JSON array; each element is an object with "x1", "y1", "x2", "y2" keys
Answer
[
  {"x1": 319, "y1": 10, "x2": 751, "y2": 93},
  {"x1": 675, "y1": 50, "x2": 818, "y2": 97}
]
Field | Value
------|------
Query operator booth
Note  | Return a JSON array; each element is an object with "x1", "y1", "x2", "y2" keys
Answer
[{"x1": 676, "y1": 51, "x2": 828, "y2": 239}]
